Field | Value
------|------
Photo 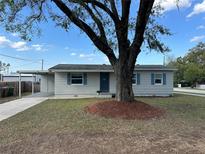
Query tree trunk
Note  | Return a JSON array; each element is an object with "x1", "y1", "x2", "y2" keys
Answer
[{"x1": 114, "y1": 62, "x2": 134, "y2": 102}]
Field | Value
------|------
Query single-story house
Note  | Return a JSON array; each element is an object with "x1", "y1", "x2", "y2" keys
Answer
[{"x1": 18, "y1": 64, "x2": 176, "y2": 97}]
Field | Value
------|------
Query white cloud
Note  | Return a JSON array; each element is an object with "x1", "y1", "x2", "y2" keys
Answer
[
  {"x1": 79, "y1": 53, "x2": 94, "y2": 58},
  {"x1": 10, "y1": 41, "x2": 27, "y2": 49},
  {"x1": 16, "y1": 46, "x2": 30, "y2": 51},
  {"x1": 196, "y1": 25, "x2": 205, "y2": 29},
  {"x1": 10, "y1": 41, "x2": 30, "y2": 51},
  {"x1": 70, "y1": 52, "x2": 76, "y2": 56},
  {"x1": 0, "y1": 36, "x2": 10, "y2": 45},
  {"x1": 154, "y1": 0, "x2": 191, "y2": 12},
  {"x1": 0, "y1": 35, "x2": 47, "y2": 51},
  {"x1": 187, "y1": 0, "x2": 205, "y2": 18},
  {"x1": 190, "y1": 35, "x2": 205, "y2": 42},
  {"x1": 31, "y1": 44, "x2": 44, "y2": 51}
]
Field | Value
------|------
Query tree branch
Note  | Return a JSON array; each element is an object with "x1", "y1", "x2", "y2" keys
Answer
[
  {"x1": 81, "y1": 3, "x2": 107, "y2": 43},
  {"x1": 52, "y1": 0, "x2": 117, "y2": 65},
  {"x1": 84, "y1": 0, "x2": 120, "y2": 25},
  {"x1": 109, "y1": 0, "x2": 119, "y2": 21},
  {"x1": 129, "y1": 0, "x2": 155, "y2": 69},
  {"x1": 121, "y1": 0, "x2": 131, "y2": 26},
  {"x1": 118, "y1": 0, "x2": 131, "y2": 59}
]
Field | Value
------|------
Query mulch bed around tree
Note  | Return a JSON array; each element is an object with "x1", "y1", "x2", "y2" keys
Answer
[{"x1": 85, "y1": 100, "x2": 166, "y2": 120}]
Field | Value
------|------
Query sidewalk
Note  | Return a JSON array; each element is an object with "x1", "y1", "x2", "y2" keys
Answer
[
  {"x1": 0, "y1": 97, "x2": 47, "y2": 122},
  {"x1": 174, "y1": 88, "x2": 205, "y2": 97}
]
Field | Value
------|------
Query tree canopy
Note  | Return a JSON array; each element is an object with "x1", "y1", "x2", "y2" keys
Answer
[{"x1": 167, "y1": 42, "x2": 205, "y2": 86}]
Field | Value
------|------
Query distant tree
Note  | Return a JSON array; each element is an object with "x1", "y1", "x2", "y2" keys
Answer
[
  {"x1": 184, "y1": 63, "x2": 202, "y2": 86},
  {"x1": 0, "y1": 0, "x2": 170, "y2": 102},
  {"x1": 0, "y1": 61, "x2": 10, "y2": 81},
  {"x1": 0, "y1": 61, "x2": 10, "y2": 72},
  {"x1": 167, "y1": 42, "x2": 205, "y2": 86},
  {"x1": 184, "y1": 42, "x2": 205, "y2": 67}
]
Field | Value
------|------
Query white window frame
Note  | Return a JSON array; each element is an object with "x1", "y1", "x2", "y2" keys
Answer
[
  {"x1": 71, "y1": 73, "x2": 84, "y2": 85},
  {"x1": 132, "y1": 73, "x2": 136, "y2": 85},
  {"x1": 154, "y1": 73, "x2": 163, "y2": 85}
]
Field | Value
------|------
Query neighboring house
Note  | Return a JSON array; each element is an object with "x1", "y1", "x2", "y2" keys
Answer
[
  {"x1": 2, "y1": 74, "x2": 40, "y2": 82},
  {"x1": 18, "y1": 64, "x2": 176, "y2": 97}
]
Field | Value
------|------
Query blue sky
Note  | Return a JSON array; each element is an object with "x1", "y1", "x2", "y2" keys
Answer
[{"x1": 0, "y1": 0, "x2": 205, "y2": 73}]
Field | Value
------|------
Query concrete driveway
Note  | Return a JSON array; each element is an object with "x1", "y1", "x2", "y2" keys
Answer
[
  {"x1": 174, "y1": 88, "x2": 205, "y2": 97},
  {"x1": 0, "y1": 97, "x2": 47, "y2": 122}
]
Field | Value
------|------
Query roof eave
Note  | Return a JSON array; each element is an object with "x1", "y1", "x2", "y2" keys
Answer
[
  {"x1": 17, "y1": 70, "x2": 54, "y2": 74},
  {"x1": 49, "y1": 68, "x2": 177, "y2": 72},
  {"x1": 49, "y1": 69, "x2": 114, "y2": 72}
]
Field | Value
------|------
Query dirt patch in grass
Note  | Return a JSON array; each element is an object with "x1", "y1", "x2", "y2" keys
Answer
[
  {"x1": 85, "y1": 100, "x2": 165, "y2": 120},
  {"x1": 1, "y1": 131, "x2": 205, "y2": 154}
]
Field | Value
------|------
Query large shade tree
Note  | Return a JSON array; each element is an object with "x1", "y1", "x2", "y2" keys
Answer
[{"x1": 0, "y1": 0, "x2": 170, "y2": 102}]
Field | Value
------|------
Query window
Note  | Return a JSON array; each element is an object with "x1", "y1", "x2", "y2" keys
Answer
[
  {"x1": 132, "y1": 74, "x2": 136, "y2": 84},
  {"x1": 71, "y1": 73, "x2": 83, "y2": 85},
  {"x1": 154, "y1": 73, "x2": 163, "y2": 85}
]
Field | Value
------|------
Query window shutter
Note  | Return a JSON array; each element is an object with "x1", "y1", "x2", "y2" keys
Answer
[
  {"x1": 137, "y1": 73, "x2": 140, "y2": 85},
  {"x1": 67, "y1": 73, "x2": 71, "y2": 85},
  {"x1": 163, "y1": 73, "x2": 166, "y2": 85},
  {"x1": 83, "y1": 73, "x2": 87, "y2": 85},
  {"x1": 151, "y1": 73, "x2": 154, "y2": 85}
]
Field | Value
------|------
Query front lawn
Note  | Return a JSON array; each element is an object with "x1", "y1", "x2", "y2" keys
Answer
[{"x1": 0, "y1": 95, "x2": 205, "y2": 153}]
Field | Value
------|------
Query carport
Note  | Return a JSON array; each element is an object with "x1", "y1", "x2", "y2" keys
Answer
[{"x1": 17, "y1": 70, "x2": 54, "y2": 98}]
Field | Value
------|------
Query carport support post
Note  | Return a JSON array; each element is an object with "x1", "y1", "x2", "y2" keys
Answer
[
  {"x1": 32, "y1": 74, "x2": 34, "y2": 95},
  {"x1": 19, "y1": 73, "x2": 21, "y2": 98}
]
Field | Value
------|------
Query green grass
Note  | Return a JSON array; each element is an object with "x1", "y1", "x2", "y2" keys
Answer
[{"x1": 0, "y1": 95, "x2": 205, "y2": 153}]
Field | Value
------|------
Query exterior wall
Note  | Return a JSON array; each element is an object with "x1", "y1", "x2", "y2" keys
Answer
[
  {"x1": 40, "y1": 74, "x2": 54, "y2": 94},
  {"x1": 55, "y1": 72, "x2": 100, "y2": 95},
  {"x1": 132, "y1": 71, "x2": 173, "y2": 96},
  {"x1": 109, "y1": 73, "x2": 116, "y2": 93},
  {"x1": 54, "y1": 71, "x2": 173, "y2": 96}
]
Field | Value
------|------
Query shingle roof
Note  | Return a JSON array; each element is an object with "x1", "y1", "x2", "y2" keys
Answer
[
  {"x1": 49, "y1": 64, "x2": 113, "y2": 71},
  {"x1": 49, "y1": 64, "x2": 176, "y2": 72}
]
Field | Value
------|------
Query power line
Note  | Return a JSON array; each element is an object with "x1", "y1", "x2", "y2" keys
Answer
[
  {"x1": 0, "y1": 53, "x2": 44, "y2": 70},
  {"x1": 0, "y1": 53, "x2": 41, "y2": 63}
]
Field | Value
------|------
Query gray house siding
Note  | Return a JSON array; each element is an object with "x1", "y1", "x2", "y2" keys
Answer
[
  {"x1": 54, "y1": 71, "x2": 173, "y2": 96},
  {"x1": 55, "y1": 72, "x2": 100, "y2": 95},
  {"x1": 40, "y1": 74, "x2": 54, "y2": 95},
  {"x1": 132, "y1": 71, "x2": 173, "y2": 96}
]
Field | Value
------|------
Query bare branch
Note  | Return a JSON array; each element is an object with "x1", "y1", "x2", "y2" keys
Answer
[
  {"x1": 109, "y1": 0, "x2": 119, "y2": 21},
  {"x1": 84, "y1": 0, "x2": 120, "y2": 25},
  {"x1": 81, "y1": 3, "x2": 108, "y2": 43}
]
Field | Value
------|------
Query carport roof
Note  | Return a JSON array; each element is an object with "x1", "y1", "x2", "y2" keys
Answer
[{"x1": 17, "y1": 70, "x2": 54, "y2": 74}]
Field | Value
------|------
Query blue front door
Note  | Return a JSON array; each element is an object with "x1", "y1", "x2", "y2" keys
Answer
[{"x1": 100, "y1": 72, "x2": 109, "y2": 92}]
